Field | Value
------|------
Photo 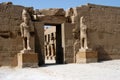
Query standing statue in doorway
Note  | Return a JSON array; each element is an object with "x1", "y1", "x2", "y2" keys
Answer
[
  {"x1": 80, "y1": 16, "x2": 88, "y2": 50},
  {"x1": 20, "y1": 9, "x2": 31, "y2": 53}
]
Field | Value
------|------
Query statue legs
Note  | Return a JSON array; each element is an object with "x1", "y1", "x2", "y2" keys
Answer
[
  {"x1": 80, "y1": 37, "x2": 88, "y2": 49},
  {"x1": 27, "y1": 39, "x2": 31, "y2": 50},
  {"x1": 21, "y1": 37, "x2": 31, "y2": 53},
  {"x1": 23, "y1": 38, "x2": 27, "y2": 50},
  {"x1": 80, "y1": 37, "x2": 84, "y2": 49},
  {"x1": 84, "y1": 37, "x2": 88, "y2": 49}
]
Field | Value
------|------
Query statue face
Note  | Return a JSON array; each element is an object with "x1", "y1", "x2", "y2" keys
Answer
[
  {"x1": 22, "y1": 9, "x2": 28, "y2": 16},
  {"x1": 22, "y1": 9, "x2": 30, "y2": 24},
  {"x1": 81, "y1": 16, "x2": 86, "y2": 24}
]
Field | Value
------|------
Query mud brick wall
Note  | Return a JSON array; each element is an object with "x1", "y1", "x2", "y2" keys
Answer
[
  {"x1": 0, "y1": 4, "x2": 35, "y2": 66},
  {"x1": 76, "y1": 4, "x2": 120, "y2": 61}
]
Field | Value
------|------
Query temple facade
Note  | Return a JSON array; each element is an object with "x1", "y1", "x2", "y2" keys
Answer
[{"x1": 0, "y1": 2, "x2": 120, "y2": 66}]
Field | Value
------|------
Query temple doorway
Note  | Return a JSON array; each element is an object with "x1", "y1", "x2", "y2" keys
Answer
[{"x1": 44, "y1": 24, "x2": 63, "y2": 64}]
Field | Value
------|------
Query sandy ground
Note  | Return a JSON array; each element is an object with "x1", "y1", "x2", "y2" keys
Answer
[{"x1": 0, "y1": 60, "x2": 120, "y2": 80}]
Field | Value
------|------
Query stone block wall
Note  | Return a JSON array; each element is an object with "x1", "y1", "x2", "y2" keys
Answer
[
  {"x1": 0, "y1": 4, "x2": 23, "y2": 65},
  {"x1": 0, "y1": 4, "x2": 35, "y2": 66},
  {"x1": 1, "y1": 2, "x2": 120, "y2": 66},
  {"x1": 34, "y1": 22, "x2": 44, "y2": 65},
  {"x1": 62, "y1": 23, "x2": 74, "y2": 63},
  {"x1": 74, "y1": 4, "x2": 120, "y2": 61},
  {"x1": 88, "y1": 4, "x2": 120, "y2": 60}
]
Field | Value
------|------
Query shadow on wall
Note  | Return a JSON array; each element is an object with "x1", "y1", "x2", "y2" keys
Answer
[
  {"x1": 95, "y1": 45, "x2": 112, "y2": 61},
  {"x1": 34, "y1": 27, "x2": 44, "y2": 66}
]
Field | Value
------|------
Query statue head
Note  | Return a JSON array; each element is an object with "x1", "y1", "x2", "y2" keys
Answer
[
  {"x1": 22, "y1": 9, "x2": 28, "y2": 17},
  {"x1": 80, "y1": 16, "x2": 86, "y2": 24},
  {"x1": 22, "y1": 9, "x2": 30, "y2": 24}
]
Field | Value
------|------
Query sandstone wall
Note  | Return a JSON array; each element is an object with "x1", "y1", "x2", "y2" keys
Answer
[
  {"x1": 34, "y1": 22, "x2": 44, "y2": 65},
  {"x1": 0, "y1": 3, "x2": 70, "y2": 66},
  {"x1": 0, "y1": 4, "x2": 35, "y2": 66},
  {"x1": 0, "y1": 4, "x2": 23, "y2": 65},
  {"x1": 1, "y1": 2, "x2": 120, "y2": 65},
  {"x1": 62, "y1": 23, "x2": 74, "y2": 63},
  {"x1": 89, "y1": 4, "x2": 120, "y2": 60},
  {"x1": 75, "y1": 4, "x2": 120, "y2": 61}
]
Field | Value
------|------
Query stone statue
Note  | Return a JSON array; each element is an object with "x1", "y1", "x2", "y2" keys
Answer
[
  {"x1": 20, "y1": 9, "x2": 31, "y2": 53},
  {"x1": 80, "y1": 16, "x2": 88, "y2": 49}
]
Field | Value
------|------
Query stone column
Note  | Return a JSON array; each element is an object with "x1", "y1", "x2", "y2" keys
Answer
[
  {"x1": 47, "y1": 45, "x2": 50, "y2": 59},
  {"x1": 45, "y1": 45, "x2": 48, "y2": 60}
]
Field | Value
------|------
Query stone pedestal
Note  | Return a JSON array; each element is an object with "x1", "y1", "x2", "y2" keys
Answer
[
  {"x1": 17, "y1": 53, "x2": 38, "y2": 68},
  {"x1": 76, "y1": 49, "x2": 98, "y2": 63}
]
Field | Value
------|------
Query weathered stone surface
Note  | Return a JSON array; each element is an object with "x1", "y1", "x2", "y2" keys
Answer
[
  {"x1": 73, "y1": 3, "x2": 120, "y2": 61},
  {"x1": 39, "y1": 16, "x2": 66, "y2": 24},
  {"x1": 62, "y1": 23, "x2": 74, "y2": 63},
  {"x1": 11, "y1": 54, "x2": 18, "y2": 67},
  {"x1": 0, "y1": 3, "x2": 36, "y2": 66},
  {"x1": 34, "y1": 22, "x2": 44, "y2": 65},
  {"x1": 39, "y1": 8, "x2": 65, "y2": 16},
  {"x1": 76, "y1": 50, "x2": 98, "y2": 63},
  {"x1": 17, "y1": 53, "x2": 38, "y2": 68},
  {"x1": 1, "y1": 2, "x2": 120, "y2": 66}
]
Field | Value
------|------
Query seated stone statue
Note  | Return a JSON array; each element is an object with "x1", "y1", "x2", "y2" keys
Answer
[
  {"x1": 20, "y1": 9, "x2": 31, "y2": 53},
  {"x1": 80, "y1": 16, "x2": 88, "y2": 49}
]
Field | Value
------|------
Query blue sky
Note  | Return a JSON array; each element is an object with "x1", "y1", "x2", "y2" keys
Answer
[{"x1": 0, "y1": 0, "x2": 120, "y2": 10}]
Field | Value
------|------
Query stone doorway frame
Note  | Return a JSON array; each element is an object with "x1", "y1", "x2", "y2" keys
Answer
[{"x1": 44, "y1": 24, "x2": 64, "y2": 64}]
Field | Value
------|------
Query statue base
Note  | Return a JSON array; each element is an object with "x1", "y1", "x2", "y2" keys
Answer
[
  {"x1": 16, "y1": 52, "x2": 38, "y2": 68},
  {"x1": 20, "y1": 49, "x2": 33, "y2": 53},
  {"x1": 76, "y1": 49, "x2": 98, "y2": 63}
]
